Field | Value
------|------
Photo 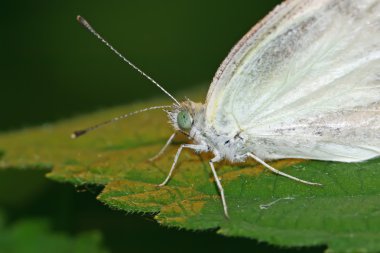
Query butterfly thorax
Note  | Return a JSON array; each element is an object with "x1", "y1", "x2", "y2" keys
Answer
[{"x1": 168, "y1": 100, "x2": 250, "y2": 162}]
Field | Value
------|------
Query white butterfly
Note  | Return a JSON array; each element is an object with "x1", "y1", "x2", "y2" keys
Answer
[{"x1": 74, "y1": 0, "x2": 380, "y2": 218}]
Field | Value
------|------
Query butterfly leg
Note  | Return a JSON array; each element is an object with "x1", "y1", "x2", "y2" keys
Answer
[
  {"x1": 149, "y1": 132, "x2": 176, "y2": 161},
  {"x1": 246, "y1": 153, "x2": 322, "y2": 186},
  {"x1": 209, "y1": 156, "x2": 229, "y2": 218},
  {"x1": 158, "y1": 144, "x2": 208, "y2": 187}
]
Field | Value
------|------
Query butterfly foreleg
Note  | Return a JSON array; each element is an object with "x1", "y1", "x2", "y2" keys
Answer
[
  {"x1": 149, "y1": 132, "x2": 177, "y2": 162},
  {"x1": 158, "y1": 143, "x2": 208, "y2": 187}
]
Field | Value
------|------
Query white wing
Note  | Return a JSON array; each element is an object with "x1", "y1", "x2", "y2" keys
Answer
[{"x1": 205, "y1": 0, "x2": 380, "y2": 162}]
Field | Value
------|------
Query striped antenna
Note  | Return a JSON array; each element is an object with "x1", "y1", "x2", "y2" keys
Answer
[
  {"x1": 76, "y1": 15, "x2": 180, "y2": 105},
  {"x1": 71, "y1": 105, "x2": 171, "y2": 139}
]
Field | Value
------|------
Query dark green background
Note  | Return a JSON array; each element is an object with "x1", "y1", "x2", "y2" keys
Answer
[{"x1": 1, "y1": 1, "x2": 324, "y2": 252}]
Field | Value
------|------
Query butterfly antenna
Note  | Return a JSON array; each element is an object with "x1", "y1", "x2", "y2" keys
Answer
[
  {"x1": 76, "y1": 15, "x2": 180, "y2": 106},
  {"x1": 71, "y1": 105, "x2": 171, "y2": 139}
]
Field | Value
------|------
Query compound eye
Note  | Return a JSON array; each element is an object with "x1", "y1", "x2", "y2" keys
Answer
[{"x1": 177, "y1": 110, "x2": 193, "y2": 131}]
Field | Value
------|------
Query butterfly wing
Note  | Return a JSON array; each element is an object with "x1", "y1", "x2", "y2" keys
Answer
[{"x1": 205, "y1": 0, "x2": 380, "y2": 161}]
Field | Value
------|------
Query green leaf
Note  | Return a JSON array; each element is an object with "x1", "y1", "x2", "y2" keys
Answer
[
  {"x1": 0, "y1": 94, "x2": 379, "y2": 253},
  {"x1": 0, "y1": 210, "x2": 108, "y2": 253}
]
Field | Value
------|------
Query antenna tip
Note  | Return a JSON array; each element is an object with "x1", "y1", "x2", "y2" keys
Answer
[
  {"x1": 71, "y1": 130, "x2": 87, "y2": 139},
  {"x1": 76, "y1": 15, "x2": 91, "y2": 28},
  {"x1": 76, "y1": 15, "x2": 83, "y2": 23}
]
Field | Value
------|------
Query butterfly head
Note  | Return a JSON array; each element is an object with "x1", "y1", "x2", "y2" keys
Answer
[{"x1": 168, "y1": 100, "x2": 204, "y2": 136}]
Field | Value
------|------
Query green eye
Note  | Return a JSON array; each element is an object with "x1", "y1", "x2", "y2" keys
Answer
[{"x1": 177, "y1": 110, "x2": 193, "y2": 130}]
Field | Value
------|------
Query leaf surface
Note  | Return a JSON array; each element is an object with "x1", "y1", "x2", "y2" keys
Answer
[{"x1": 0, "y1": 94, "x2": 379, "y2": 253}]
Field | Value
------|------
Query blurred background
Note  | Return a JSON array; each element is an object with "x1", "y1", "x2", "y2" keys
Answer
[{"x1": 0, "y1": 1, "x2": 324, "y2": 252}]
